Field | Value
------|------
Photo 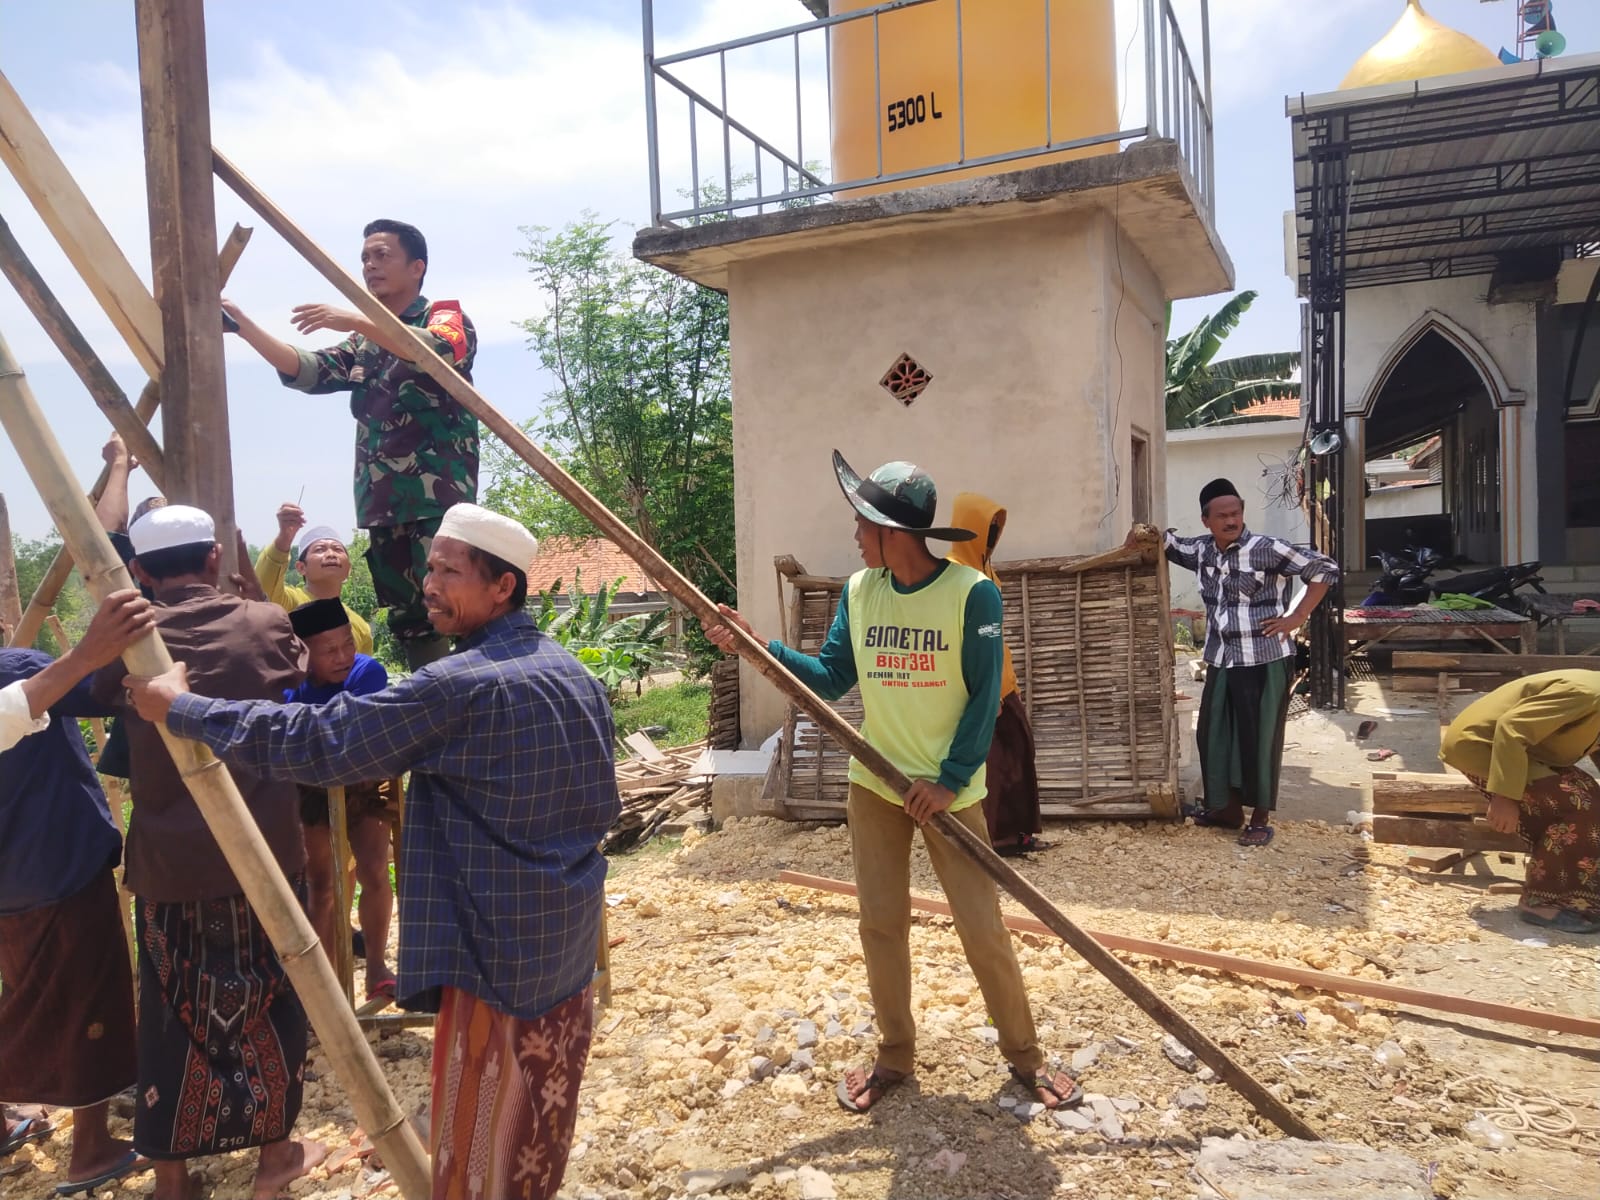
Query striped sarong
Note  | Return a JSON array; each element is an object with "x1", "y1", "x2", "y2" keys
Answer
[{"x1": 431, "y1": 984, "x2": 594, "y2": 1200}]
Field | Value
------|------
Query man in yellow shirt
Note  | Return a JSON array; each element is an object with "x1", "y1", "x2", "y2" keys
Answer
[
  {"x1": 1440, "y1": 670, "x2": 1600, "y2": 934},
  {"x1": 254, "y1": 502, "x2": 373, "y2": 654}
]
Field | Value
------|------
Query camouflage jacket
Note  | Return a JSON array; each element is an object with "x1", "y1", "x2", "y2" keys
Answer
[{"x1": 282, "y1": 295, "x2": 479, "y2": 528}]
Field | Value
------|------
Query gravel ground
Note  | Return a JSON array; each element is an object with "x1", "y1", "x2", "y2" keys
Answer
[{"x1": 5, "y1": 814, "x2": 1597, "y2": 1200}]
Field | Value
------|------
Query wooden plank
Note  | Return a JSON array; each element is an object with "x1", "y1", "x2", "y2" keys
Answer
[
  {"x1": 1372, "y1": 768, "x2": 1487, "y2": 817},
  {"x1": 327, "y1": 786, "x2": 355, "y2": 1005},
  {"x1": 624, "y1": 730, "x2": 667, "y2": 763},
  {"x1": 0, "y1": 68, "x2": 164, "y2": 376},
  {"x1": 1407, "y1": 849, "x2": 1470, "y2": 872},
  {"x1": 0, "y1": 213, "x2": 166, "y2": 476},
  {"x1": 776, "y1": 871, "x2": 1600, "y2": 1041},
  {"x1": 1394, "y1": 650, "x2": 1600, "y2": 674},
  {"x1": 1370, "y1": 815, "x2": 1523, "y2": 853},
  {"x1": 136, "y1": 0, "x2": 236, "y2": 575}
]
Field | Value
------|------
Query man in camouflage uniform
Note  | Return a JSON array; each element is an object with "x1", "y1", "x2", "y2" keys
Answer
[{"x1": 223, "y1": 218, "x2": 477, "y2": 669}]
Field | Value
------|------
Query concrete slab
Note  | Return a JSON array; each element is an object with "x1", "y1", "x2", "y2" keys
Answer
[
  {"x1": 1193, "y1": 1137, "x2": 1433, "y2": 1200},
  {"x1": 633, "y1": 139, "x2": 1233, "y2": 300}
]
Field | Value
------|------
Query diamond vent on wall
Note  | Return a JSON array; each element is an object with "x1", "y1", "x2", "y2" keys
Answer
[{"x1": 880, "y1": 352, "x2": 932, "y2": 406}]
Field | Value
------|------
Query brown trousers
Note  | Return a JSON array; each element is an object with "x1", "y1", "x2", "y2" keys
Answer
[{"x1": 846, "y1": 784, "x2": 1042, "y2": 1076}]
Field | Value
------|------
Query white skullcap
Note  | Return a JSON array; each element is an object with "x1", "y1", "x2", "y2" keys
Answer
[
  {"x1": 296, "y1": 525, "x2": 346, "y2": 558},
  {"x1": 129, "y1": 504, "x2": 215, "y2": 556},
  {"x1": 435, "y1": 504, "x2": 538, "y2": 570}
]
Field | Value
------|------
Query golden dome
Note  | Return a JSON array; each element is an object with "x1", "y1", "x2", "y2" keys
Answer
[{"x1": 1340, "y1": 0, "x2": 1501, "y2": 90}]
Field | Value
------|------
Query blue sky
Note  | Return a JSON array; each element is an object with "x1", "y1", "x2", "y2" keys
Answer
[{"x1": 2, "y1": 0, "x2": 1596, "y2": 540}]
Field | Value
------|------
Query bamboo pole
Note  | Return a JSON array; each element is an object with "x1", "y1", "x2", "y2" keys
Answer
[
  {"x1": 0, "y1": 330, "x2": 432, "y2": 1200},
  {"x1": 0, "y1": 492, "x2": 20, "y2": 635},
  {"x1": 0, "y1": 68, "x2": 165, "y2": 377},
  {"x1": 0, "y1": 213, "x2": 166, "y2": 475},
  {"x1": 213, "y1": 150, "x2": 1319, "y2": 1141},
  {"x1": 4, "y1": 224, "x2": 250, "y2": 651},
  {"x1": 776, "y1": 872, "x2": 1600, "y2": 1041}
]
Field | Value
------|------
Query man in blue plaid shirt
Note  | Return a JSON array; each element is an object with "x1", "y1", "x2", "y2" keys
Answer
[
  {"x1": 1161, "y1": 478, "x2": 1338, "y2": 847},
  {"x1": 129, "y1": 503, "x2": 618, "y2": 1200}
]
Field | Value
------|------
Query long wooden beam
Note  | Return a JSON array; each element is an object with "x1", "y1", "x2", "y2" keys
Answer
[
  {"x1": 1370, "y1": 815, "x2": 1524, "y2": 854},
  {"x1": 776, "y1": 871, "x2": 1600, "y2": 1041},
  {"x1": 1371, "y1": 770, "x2": 1485, "y2": 816},
  {"x1": 0, "y1": 68, "x2": 164, "y2": 377},
  {"x1": 135, "y1": 0, "x2": 236, "y2": 574},
  {"x1": 0, "y1": 213, "x2": 165, "y2": 475},
  {"x1": 0, "y1": 329, "x2": 431, "y2": 1200},
  {"x1": 214, "y1": 149, "x2": 1319, "y2": 1142},
  {"x1": 1394, "y1": 650, "x2": 1596, "y2": 674},
  {"x1": 4, "y1": 225, "x2": 250, "y2": 650}
]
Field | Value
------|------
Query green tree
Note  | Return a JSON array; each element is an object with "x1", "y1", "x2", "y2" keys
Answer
[
  {"x1": 1165, "y1": 290, "x2": 1300, "y2": 429},
  {"x1": 483, "y1": 213, "x2": 734, "y2": 670},
  {"x1": 8, "y1": 534, "x2": 92, "y2": 657}
]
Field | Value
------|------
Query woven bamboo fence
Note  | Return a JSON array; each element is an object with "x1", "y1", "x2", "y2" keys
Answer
[{"x1": 769, "y1": 551, "x2": 1179, "y2": 820}]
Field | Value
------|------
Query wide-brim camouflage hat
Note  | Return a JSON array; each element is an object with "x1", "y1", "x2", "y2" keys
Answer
[{"x1": 832, "y1": 450, "x2": 975, "y2": 542}]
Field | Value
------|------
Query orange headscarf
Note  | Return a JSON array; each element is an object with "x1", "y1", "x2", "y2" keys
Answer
[{"x1": 947, "y1": 492, "x2": 1020, "y2": 702}]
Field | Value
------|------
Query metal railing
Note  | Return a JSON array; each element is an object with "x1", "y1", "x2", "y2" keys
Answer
[{"x1": 642, "y1": 0, "x2": 1214, "y2": 226}]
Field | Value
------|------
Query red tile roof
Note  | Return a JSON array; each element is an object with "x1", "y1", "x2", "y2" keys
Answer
[
  {"x1": 1232, "y1": 394, "x2": 1302, "y2": 420},
  {"x1": 525, "y1": 536, "x2": 660, "y2": 597}
]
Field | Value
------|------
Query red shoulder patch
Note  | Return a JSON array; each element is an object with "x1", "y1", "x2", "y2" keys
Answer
[{"x1": 425, "y1": 300, "x2": 469, "y2": 364}]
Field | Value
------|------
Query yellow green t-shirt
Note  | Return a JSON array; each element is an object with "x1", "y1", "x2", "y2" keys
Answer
[{"x1": 767, "y1": 561, "x2": 1003, "y2": 811}]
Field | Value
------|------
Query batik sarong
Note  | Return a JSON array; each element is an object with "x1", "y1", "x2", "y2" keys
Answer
[
  {"x1": 1196, "y1": 657, "x2": 1294, "y2": 814},
  {"x1": 0, "y1": 869, "x2": 136, "y2": 1107},
  {"x1": 133, "y1": 882, "x2": 307, "y2": 1159},
  {"x1": 1463, "y1": 768, "x2": 1600, "y2": 914},
  {"x1": 430, "y1": 984, "x2": 594, "y2": 1200}
]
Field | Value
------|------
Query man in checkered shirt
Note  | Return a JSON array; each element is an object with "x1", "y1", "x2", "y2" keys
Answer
[
  {"x1": 1163, "y1": 478, "x2": 1338, "y2": 846},
  {"x1": 128, "y1": 503, "x2": 618, "y2": 1200}
]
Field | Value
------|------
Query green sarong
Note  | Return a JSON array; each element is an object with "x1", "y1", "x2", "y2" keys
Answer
[{"x1": 1196, "y1": 657, "x2": 1293, "y2": 814}]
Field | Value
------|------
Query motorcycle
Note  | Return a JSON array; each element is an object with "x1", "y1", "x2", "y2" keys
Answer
[{"x1": 1362, "y1": 546, "x2": 1546, "y2": 612}]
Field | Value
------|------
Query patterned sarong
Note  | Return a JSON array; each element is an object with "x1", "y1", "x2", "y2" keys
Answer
[
  {"x1": 0, "y1": 869, "x2": 136, "y2": 1107},
  {"x1": 431, "y1": 985, "x2": 594, "y2": 1200},
  {"x1": 133, "y1": 883, "x2": 307, "y2": 1159},
  {"x1": 1463, "y1": 768, "x2": 1600, "y2": 913}
]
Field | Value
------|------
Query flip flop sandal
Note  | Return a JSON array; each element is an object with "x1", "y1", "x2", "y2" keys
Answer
[
  {"x1": 0, "y1": 1116, "x2": 54, "y2": 1158},
  {"x1": 1519, "y1": 908, "x2": 1600, "y2": 934},
  {"x1": 1238, "y1": 824, "x2": 1276, "y2": 847},
  {"x1": 1193, "y1": 811, "x2": 1245, "y2": 830},
  {"x1": 1010, "y1": 1066, "x2": 1083, "y2": 1109},
  {"x1": 365, "y1": 977, "x2": 398, "y2": 1003},
  {"x1": 835, "y1": 1067, "x2": 908, "y2": 1114},
  {"x1": 53, "y1": 1150, "x2": 146, "y2": 1196}
]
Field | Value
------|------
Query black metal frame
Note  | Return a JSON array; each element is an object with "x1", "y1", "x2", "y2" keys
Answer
[
  {"x1": 1303, "y1": 137, "x2": 1348, "y2": 711},
  {"x1": 1290, "y1": 58, "x2": 1600, "y2": 709}
]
